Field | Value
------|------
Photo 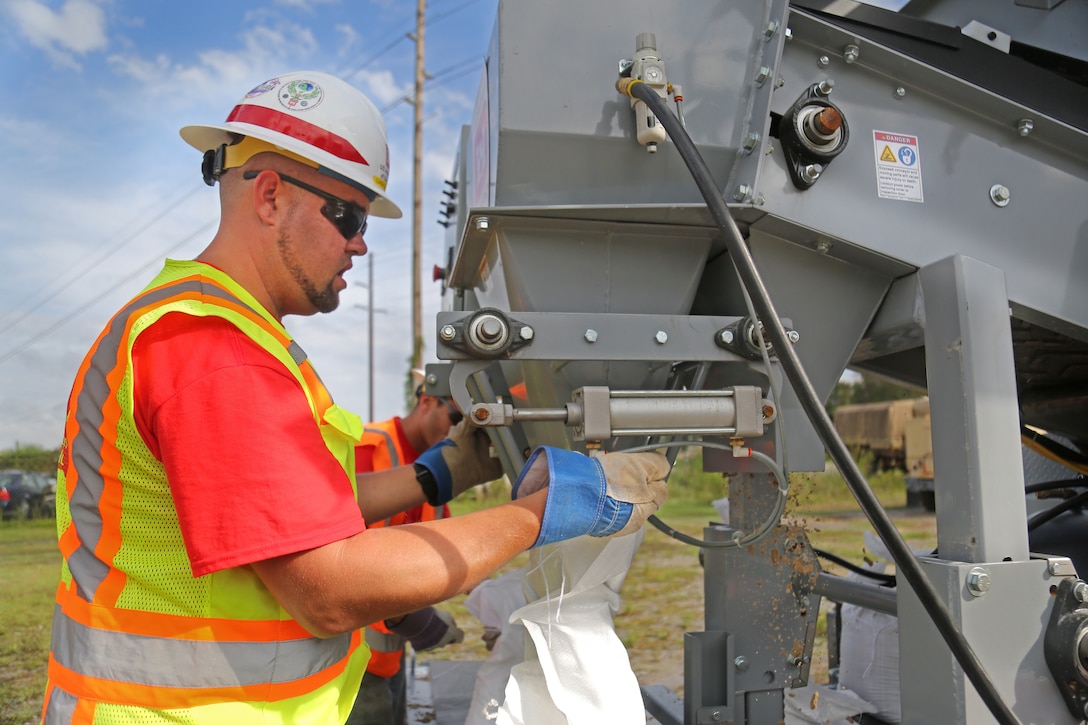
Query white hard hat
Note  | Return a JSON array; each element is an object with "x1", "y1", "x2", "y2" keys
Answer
[{"x1": 180, "y1": 71, "x2": 402, "y2": 219}]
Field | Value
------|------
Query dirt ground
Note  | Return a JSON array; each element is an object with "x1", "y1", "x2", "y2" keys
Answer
[{"x1": 431, "y1": 505, "x2": 938, "y2": 701}]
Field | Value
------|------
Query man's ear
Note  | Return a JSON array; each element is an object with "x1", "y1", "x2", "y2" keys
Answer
[{"x1": 249, "y1": 170, "x2": 284, "y2": 229}]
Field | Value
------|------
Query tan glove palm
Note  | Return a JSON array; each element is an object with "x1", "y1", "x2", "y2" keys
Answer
[
  {"x1": 444, "y1": 420, "x2": 504, "y2": 497},
  {"x1": 596, "y1": 451, "x2": 671, "y2": 537}
]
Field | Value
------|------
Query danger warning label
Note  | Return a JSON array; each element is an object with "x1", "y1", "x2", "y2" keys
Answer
[{"x1": 873, "y1": 131, "x2": 923, "y2": 203}]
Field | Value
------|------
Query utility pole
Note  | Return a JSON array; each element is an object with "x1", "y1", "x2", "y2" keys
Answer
[
  {"x1": 410, "y1": 0, "x2": 426, "y2": 371},
  {"x1": 354, "y1": 255, "x2": 386, "y2": 421},
  {"x1": 366, "y1": 254, "x2": 376, "y2": 420}
]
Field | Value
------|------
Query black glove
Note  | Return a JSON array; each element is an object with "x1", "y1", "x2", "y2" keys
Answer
[{"x1": 385, "y1": 607, "x2": 464, "y2": 652}]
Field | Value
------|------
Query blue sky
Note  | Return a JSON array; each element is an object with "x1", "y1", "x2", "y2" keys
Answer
[{"x1": 0, "y1": 0, "x2": 497, "y2": 450}]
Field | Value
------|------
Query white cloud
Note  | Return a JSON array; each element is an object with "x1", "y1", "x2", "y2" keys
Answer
[
  {"x1": 334, "y1": 23, "x2": 358, "y2": 55},
  {"x1": 105, "y1": 20, "x2": 322, "y2": 119},
  {"x1": 360, "y1": 67, "x2": 410, "y2": 108},
  {"x1": 5, "y1": 0, "x2": 108, "y2": 69}
]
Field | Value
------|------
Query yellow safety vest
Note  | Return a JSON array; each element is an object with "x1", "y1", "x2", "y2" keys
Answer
[{"x1": 45, "y1": 259, "x2": 368, "y2": 724}]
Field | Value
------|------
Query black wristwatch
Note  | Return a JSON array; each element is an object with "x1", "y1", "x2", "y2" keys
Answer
[{"x1": 414, "y1": 463, "x2": 441, "y2": 506}]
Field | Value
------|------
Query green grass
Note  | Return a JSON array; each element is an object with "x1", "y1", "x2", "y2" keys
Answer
[
  {"x1": 0, "y1": 454, "x2": 929, "y2": 720},
  {"x1": 0, "y1": 519, "x2": 59, "y2": 725},
  {"x1": 438, "y1": 452, "x2": 931, "y2": 693}
]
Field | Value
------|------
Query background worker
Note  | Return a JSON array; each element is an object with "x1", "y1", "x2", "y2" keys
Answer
[
  {"x1": 43, "y1": 70, "x2": 669, "y2": 725},
  {"x1": 349, "y1": 376, "x2": 466, "y2": 725}
]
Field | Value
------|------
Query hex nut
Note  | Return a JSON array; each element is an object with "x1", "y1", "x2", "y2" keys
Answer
[{"x1": 966, "y1": 567, "x2": 991, "y2": 597}]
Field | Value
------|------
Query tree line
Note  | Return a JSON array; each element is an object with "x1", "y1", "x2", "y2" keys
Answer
[{"x1": 1, "y1": 444, "x2": 60, "y2": 473}]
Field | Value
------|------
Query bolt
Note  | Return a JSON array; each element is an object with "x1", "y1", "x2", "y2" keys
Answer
[
  {"x1": 787, "y1": 330, "x2": 800, "y2": 344},
  {"x1": 712, "y1": 711, "x2": 722, "y2": 722},
  {"x1": 1051, "y1": 561, "x2": 1064, "y2": 576},
  {"x1": 763, "y1": 20, "x2": 779, "y2": 41},
  {"x1": 1018, "y1": 118, "x2": 1034, "y2": 137},
  {"x1": 743, "y1": 132, "x2": 761, "y2": 155},
  {"x1": 1075, "y1": 581, "x2": 1088, "y2": 603},
  {"x1": 426, "y1": 373, "x2": 438, "y2": 386},
  {"x1": 966, "y1": 567, "x2": 991, "y2": 597},
  {"x1": 472, "y1": 406, "x2": 490, "y2": 422},
  {"x1": 655, "y1": 331, "x2": 668, "y2": 344},
  {"x1": 815, "y1": 240, "x2": 832, "y2": 254},
  {"x1": 733, "y1": 184, "x2": 752, "y2": 202},
  {"x1": 439, "y1": 325, "x2": 457, "y2": 341},
  {"x1": 775, "y1": 76, "x2": 785, "y2": 89},
  {"x1": 802, "y1": 164, "x2": 823, "y2": 183},
  {"x1": 755, "y1": 66, "x2": 772, "y2": 86},
  {"x1": 519, "y1": 325, "x2": 534, "y2": 341},
  {"x1": 478, "y1": 316, "x2": 503, "y2": 342},
  {"x1": 817, "y1": 55, "x2": 830, "y2": 68},
  {"x1": 989, "y1": 184, "x2": 1011, "y2": 207},
  {"x1": 474, "y1": 217, "x2": 490, "y2": 232},
  {"x1": 785, "y1": 27, "x2": 793, "y2": 42},
  {"x1": 816, "y1": 79, "x2": 834, "y2": 96},
  {"x1": 734, "y1": 656, "x2": 749, "y2": 672},
  {"x1": 894, "y1": 86, "x2": 907, "y2": 99},
  {"x1": 584, "y1": 329, "x2": 598, "y2": 343},
  {"x1": 843, "y1": 45, "x2": 860, "y2": 64},
  {"x1": 719, "y1": 330, "x2": 734, "y2": 345}
]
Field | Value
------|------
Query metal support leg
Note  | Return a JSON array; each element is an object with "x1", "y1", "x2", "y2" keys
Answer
[
  {"x1": 897, "y1": 256, "x2": 1073, "y2": 723},
  {"x1": 919, "y1": 255, "x2": 1028, "y2": 564}
]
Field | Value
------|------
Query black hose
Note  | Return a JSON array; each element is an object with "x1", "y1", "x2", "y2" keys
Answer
[
  {"x1": 1025, "y1": 477, "x2": 1088, "y2": 495},
  {"x1": 814, "y1": 548, "x2": 897, "y2": 586},
  {"x1": 1027, "y1": 489, "x2": 1088, "y2": 532},
  {"x1": 619, "y1": 78, "x2": 1020, "y2": 725}
]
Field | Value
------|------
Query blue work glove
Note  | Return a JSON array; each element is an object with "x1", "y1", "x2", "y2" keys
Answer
[
  {"x1": 512, "y1": 446, "x2": 670, "y2": 548},
  {"x1": 385, "y1": 607, "x2": 464, "y2": 652},
  {"x1": 414, "y1": 420, "x2": 503, "y2": 505}
]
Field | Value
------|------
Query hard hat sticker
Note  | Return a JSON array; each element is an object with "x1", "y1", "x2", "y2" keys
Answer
[
  {"x1": 245, "y1": 79, "x2": 280, "y2": 98},
  {"x1": 278, "y1": 80, "x2": 324, "y2": 111}
]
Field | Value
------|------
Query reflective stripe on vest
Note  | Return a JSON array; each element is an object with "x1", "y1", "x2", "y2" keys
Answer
[
  {"x1": 47, "y1": 262, "x2": 366, "y2": 721},
  {"x1": 63, "y1": 276, "x2": 332, "y2": 603},
  {"x1": 51, "y1": 604, "x2": 352, "y2": 688}
]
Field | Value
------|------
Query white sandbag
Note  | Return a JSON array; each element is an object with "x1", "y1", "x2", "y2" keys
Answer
[
  {"x1": 497, "y1": 530, "x2": 647, "y2": 725},
  {"x1": 838, "y1": 602, "x2": 900, "y2": 724},
  {"x1": 837, "y1": 530, "x2": 903, "y2": 723},
  {"x1": 464, "y1": 569, "x2": 529, "y2": 725}
]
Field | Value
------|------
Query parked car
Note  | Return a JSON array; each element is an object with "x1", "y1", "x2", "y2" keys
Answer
[{"x1": 0, "y1": 470, "x2": 56, "y2": 520}]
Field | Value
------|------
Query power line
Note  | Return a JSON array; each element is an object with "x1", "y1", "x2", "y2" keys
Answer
[
  {"x1": 379, "y1": 56, "x2": 481, "y2": 113},
  {"x1": 0, "y1": 180, "x2": 205, "y2": 336},
  {"x1": 338, "y1": 0, "x2": 484, "y2": 82},
  {"x1": 0, "y1": 219, "x2": 215, "y2": 366}
]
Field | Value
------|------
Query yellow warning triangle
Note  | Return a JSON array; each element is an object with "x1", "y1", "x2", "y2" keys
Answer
[{"x1": 880, "y1": 145, "x2": 897, "y2": 163}]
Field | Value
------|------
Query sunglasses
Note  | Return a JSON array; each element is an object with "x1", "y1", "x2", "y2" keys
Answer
[
  {"x1": 243, "y1": 170, "x2": 368, "y2": 240},
  {"x1": 439, "y1": 397, "x2": 464, "y2": 426}
]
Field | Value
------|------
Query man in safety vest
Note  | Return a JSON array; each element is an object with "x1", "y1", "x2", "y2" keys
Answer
[
  {"x1": 348, "y1": 378, "x2": 464, "y2": 725},
  {"x1": 44, "y1": 70, "x2": 670, "y2": 725}
]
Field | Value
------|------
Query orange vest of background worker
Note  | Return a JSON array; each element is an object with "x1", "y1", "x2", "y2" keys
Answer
[{"x1": 346, "y1": 384, "x2": 464, "y2": 725}]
